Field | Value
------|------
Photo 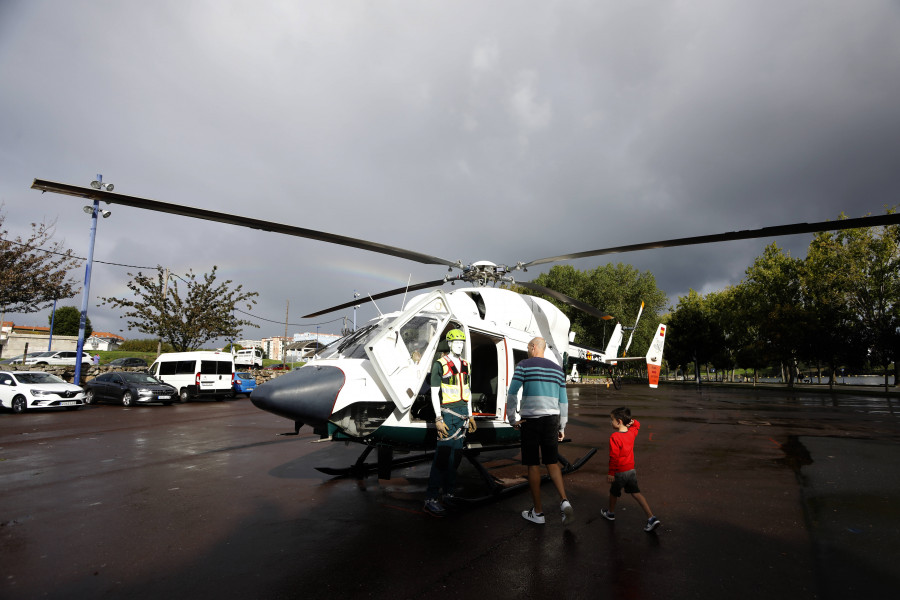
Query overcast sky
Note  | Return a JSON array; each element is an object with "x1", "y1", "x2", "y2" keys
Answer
[{"x1": 2, "y1": 0, "x2": 900, "y2": 345}]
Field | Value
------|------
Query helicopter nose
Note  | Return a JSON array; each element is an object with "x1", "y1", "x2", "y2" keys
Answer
[{"x1": 250, "y1": 365, "x2": 345, "y2": 427}]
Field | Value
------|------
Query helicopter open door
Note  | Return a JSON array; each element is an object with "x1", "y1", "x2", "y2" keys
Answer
[{"x1": 365, "y1": 291, "x2": 452, "y2": 411}]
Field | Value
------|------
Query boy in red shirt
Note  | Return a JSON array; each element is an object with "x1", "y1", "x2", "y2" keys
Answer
[{"x1": 601, "y1": 407, "x2": 661, "y2": 532}]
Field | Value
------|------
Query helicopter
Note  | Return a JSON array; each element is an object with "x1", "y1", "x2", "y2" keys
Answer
[
  {"x1": 566, "y1": 301, "x2": 667, "y2": 389},
  {"x1": 29, "y1": 179, "x2": 900, "y2": 499}
]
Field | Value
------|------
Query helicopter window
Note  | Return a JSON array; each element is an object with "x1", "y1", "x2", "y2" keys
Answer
[
  {"x1": 316, "y1": 324, "x2": 379, "y2": 360},
  {"x1": 400, "y1": 315, "x2": 444, "y2": 365},
  {"x1": 513, "y1": 349, "x2": 528, "y2": 367}
]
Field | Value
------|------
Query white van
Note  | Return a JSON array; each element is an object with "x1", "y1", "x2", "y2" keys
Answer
[
  {"x1": 149, "y1": 351, "x2": 235, "y2": 402},
  {"x1": 233, "y1": 348, "x2": 263, "y2": 369}
]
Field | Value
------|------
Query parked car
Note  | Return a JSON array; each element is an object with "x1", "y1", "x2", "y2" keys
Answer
[
  {"x1": 233, "y1": 371, "x2": 257, "y2": 396},
  {"x1": 107, "y1": 357, "x2": 149, "y2": 368},
  {"x1": 23, "y1": 350, "x2": 92, "y2": 366},
  {"x1": 0, "y1": 352, "x2": 45, "y2": 365},
  {"x1": 0, "y1": 370, "x2": 85, "y2": 413},
  {"x1": 83, "y1": 371, "x2": 177, "y2": 406},
  {"x1": 266, "y1": 363, "x2": 289, "y2": 370}
]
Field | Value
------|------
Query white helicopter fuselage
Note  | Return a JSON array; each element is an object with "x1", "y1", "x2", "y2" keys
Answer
[{"x1": 251, "y1": 287, "x2": 571, "y2": 449}]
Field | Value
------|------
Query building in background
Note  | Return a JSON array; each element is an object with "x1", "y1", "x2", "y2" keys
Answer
[
  {"x1": 232, "y1": 332, "x2": 341, "y2": 362},
  {"x1": 85, "y1": 332, "x2": 125, "y2": 352}
]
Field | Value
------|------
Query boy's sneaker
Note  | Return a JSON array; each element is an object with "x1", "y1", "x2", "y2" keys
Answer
[
  {"x1": 521, "y1": 508, "x2": 545, "y2": 524},
  {"x1": 560, "y1": 499, "x2": 574, "y2": 525},
  {"x1": 600, "y1": 509, "x2": 615, "y2": 521},
  {"x1": 644, "y1": 516, "x2": 661, "y2": 532},
  {"x1": 441, "y1": 493, "x2": 461, "y2": 509},
  {"x1": 423, "y1": 498, "x2": 446, "y2": 517}
]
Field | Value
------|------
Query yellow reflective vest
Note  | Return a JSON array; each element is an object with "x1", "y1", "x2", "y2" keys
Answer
[{"x1": 437, "y1": 355, "x2": 471, "y2": 404}]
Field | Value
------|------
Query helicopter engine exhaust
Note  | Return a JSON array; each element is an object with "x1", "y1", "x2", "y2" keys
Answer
[{"x1": 250, "y1": 366, "x2": 345, "y2": 429}]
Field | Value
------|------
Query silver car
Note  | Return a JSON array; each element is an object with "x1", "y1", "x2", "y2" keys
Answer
[{"x1": 23, "y1": 350, "x2": 93, "y2": 366}]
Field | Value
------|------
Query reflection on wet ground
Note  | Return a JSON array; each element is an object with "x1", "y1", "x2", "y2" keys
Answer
[{"x1": 2, "y1": 384, "x2": 898, "y2": 599}]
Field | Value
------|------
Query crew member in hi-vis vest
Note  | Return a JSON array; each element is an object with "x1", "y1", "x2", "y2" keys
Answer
[{"x1": 423, "y1": 329, "x2": 477, "y2": 517}]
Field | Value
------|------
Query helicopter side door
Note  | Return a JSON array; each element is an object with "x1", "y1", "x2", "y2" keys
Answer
[{"x1": 365, "y1": 291, "x2": 452, "y2": 411}]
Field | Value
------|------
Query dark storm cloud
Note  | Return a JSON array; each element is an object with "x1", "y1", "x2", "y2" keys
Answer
[{"x1": 2, "y1": 1, "x2": 899, "y2": 342}]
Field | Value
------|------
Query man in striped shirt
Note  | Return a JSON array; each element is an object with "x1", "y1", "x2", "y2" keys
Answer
[{"x1": 506, "y1": 337, "x2": 573, "y2": 525}]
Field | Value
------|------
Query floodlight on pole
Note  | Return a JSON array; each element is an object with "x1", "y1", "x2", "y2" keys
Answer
[
  {"x1": 74, "y1": 174, "x2": 113, "y2": 385},
  {"x1": 91, "y1": 179, "x2": 114, "y2": 192}
]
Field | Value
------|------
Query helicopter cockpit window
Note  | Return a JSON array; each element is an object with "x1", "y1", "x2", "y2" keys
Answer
[
  {"x1": 316, "y1": 324, "x2": 379, "y2": 360},
  {"x1": 400, "y1": 314, "x2": 444, "y2": 365}
]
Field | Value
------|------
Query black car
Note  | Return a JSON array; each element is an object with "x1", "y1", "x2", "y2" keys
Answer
[
  {"x1": 107, "y1": 357, "x2": 149, "y2": 368},
  {"x1": 84, "y1": 371, "x2": 177, "y2": 406}
]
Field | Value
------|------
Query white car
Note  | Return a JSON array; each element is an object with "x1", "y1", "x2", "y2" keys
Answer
[
  {"x1": 23, "y1": 350, "x2": 93, "y2": 366},
  {"x1": 0, "y1": 371, "x2": 85, "y2": 413}
]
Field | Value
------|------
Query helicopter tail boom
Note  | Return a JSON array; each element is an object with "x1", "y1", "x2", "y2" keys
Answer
[{"x1": 645, "y1": 323, "x2": 667, "y2": 388}]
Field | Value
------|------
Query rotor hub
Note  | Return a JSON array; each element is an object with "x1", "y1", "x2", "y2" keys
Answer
[{"x1": 452, "y1": 260, "x2": 516, "y2": 285}]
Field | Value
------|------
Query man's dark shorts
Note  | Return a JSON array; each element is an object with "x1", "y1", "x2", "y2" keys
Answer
[
  {"x1": 520, "y1": 415, "x2": 559, "y2": 466},
  {"x1": 609, "y1": 469, "x2": 641, "y2": 497}
]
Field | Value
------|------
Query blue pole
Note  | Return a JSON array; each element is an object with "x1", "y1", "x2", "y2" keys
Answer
[
  {"x1": 48, "y1": 297, "x2": 57, "y2": 350},
  {"x1": 74, "y1": 191, "x2": 101, "y2": 385}
]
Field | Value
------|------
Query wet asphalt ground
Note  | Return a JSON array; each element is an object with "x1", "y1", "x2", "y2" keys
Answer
[{"x1": 1, "y1": 383, "x2": 898, "y2": 599}]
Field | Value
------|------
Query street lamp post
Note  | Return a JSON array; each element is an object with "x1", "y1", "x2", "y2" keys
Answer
[{"x1": 73, "y1": 174, "x2": 112, "y2": 385}]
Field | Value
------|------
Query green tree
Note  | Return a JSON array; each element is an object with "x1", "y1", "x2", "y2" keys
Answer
[
  {"x1": 730, "y1": 281, "x2": 768, "y2": 383},
  {"x1": 0, "y1": 210, "x2": 81, "y2": 314},
  {"x1": 836, "y1": 211, "x2": 900, "y2": 388},
  {"x1": 704, "y1": 287, "x2": 742, "y2": 381},
  {"x1": 800, "y1": 228, "x2": 867, "y2": 387},
  {"x1": 49, "y1": 306, "x2": 92, "y2": 338},
  {"x1": 665, "y1": 289, "x2": 716, "y2": 381},
  {"x1": 742, "y1": 243, "x2": 808, "y2": 387},
  {"x1": 100, "y1": 266, "x2": 259, "y2": 352},
  {"x1": 520, "y1": 263, "x2": 667, "y2": 353}
]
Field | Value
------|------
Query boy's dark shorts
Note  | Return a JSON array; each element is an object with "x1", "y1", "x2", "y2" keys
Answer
[
  {"x1": 520, "y1": 415, "x2": 560, "y2": 466},
  {"x1": 609, "y1": 469, "x2": 640, "y2": 497}
]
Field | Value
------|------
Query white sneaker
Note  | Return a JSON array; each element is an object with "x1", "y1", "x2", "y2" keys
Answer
[
  {"x1": 522, "y1": 508, "x2": 545, "y2": 524},
  {"x1": 560, "y1": 499, "x2": 574, "y2": 524}
]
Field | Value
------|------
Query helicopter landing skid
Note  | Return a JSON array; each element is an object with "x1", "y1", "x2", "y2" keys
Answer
[
  {"x1": 454, "y1": 446, "x2": 599, "y2": 506},
  {"x1": 313, "y1": 443, "x2": 598, "y2": 506},
  {"x1": 315, "y1": 445, "x2": 434, "y2": 479}
]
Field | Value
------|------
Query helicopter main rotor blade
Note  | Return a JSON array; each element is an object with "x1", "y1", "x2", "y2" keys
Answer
[
  {"x1": 521, "y1": 213, "x2": 900, "y2": 268},
  {"x1": 515, "y1": 281, "x2": 614, "y2": 321},
  {"x1": 302, "y1": 278, "x2": 451, "y2": 318},
  {"x1": 31, "y1": 179, "x2": 459, "y2": 268}
]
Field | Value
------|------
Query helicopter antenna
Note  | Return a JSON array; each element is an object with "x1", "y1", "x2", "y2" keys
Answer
[
  {"x1": 400, "y1": 274, "x2": 412, "y2": 311},
  {"x1": 368, "y1": 293, "x2": 384, "y2": 317}
]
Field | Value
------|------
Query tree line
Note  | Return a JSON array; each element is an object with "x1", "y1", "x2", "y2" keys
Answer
[
  {"x1": 666, "y1": 211, "x2": 899, "y2": 388},
  {"x1": 2, "y1": 209, "x2": 257, "y2": 353}
]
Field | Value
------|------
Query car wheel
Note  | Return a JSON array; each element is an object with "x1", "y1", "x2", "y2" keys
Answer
[
  {"x1": 85, "y1": 390, "x2": 95, "y2": 405},
  {"x1": 12, "y1": 395, "x2": 27, "y2": 414},
  {"x1": 179, "y1": 388, "x2": 190, "y2": 403},
  {"x1": 122, "y1": 391, "x2": 134, "y2": 406}
]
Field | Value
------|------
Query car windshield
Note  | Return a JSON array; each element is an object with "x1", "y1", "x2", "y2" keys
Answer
[
  {"x1": 15, "y1": 372, "x2": 66, "y2": 384},
  {"x1": 120, "y1": 372, "x2": 164, "y2": 384},
  {"x1": 236, "y1": 372, "x2": 252, "y2": 378}
]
